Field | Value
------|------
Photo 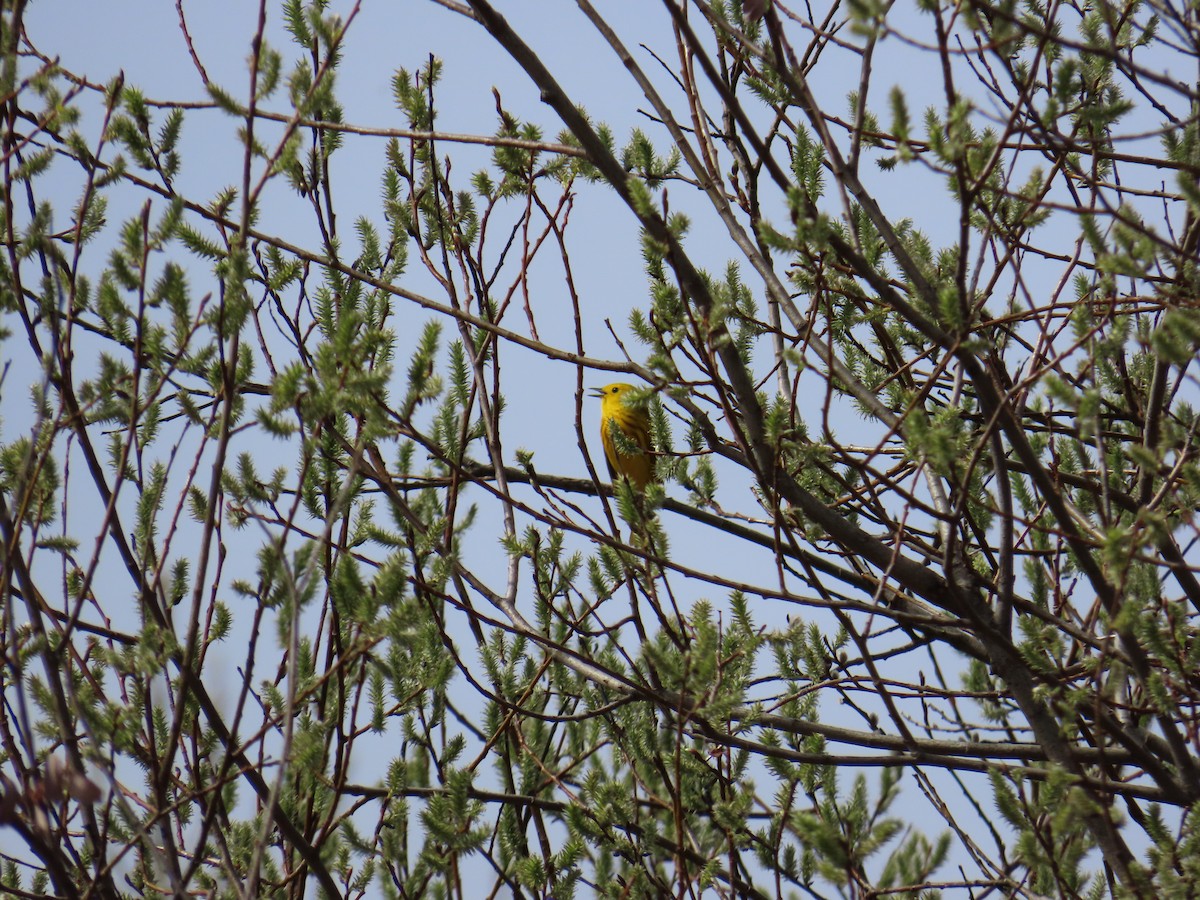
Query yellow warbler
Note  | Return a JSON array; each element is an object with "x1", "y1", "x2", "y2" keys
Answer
[{"x1": 590, "y1": 383, "x2": 655, "y2": 489}]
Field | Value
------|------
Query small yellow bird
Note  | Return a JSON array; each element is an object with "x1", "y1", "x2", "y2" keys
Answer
[{"x1": 590, "y1": 382, "x2": 655, "y2": 489}]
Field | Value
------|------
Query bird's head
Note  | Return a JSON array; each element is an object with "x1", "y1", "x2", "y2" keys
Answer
[{"x1": 590, "y1": 382, "x2": 639, "y2": 411}]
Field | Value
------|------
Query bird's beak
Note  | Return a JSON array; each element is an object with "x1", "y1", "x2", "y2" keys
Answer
[{"x1": 588, "y1": 387, "x2": 606, "y2": 399}]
